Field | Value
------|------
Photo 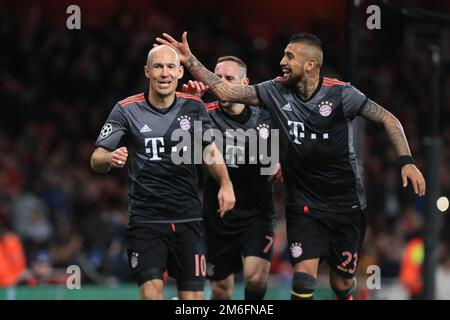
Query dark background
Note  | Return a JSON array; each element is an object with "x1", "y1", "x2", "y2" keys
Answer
[{"x1": 0, "y1": 0, "x2": 449, "y2": 299}]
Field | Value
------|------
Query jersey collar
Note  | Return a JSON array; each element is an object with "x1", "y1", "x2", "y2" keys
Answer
[
  {"x1": 293, "y1": 76, "x2": 323, "y2": 103},
  {"x1": 219, "y1": 104, "x2": 252, "y2": 125},
  {"x1": 144, "y1": 90, "x2": 177, "y2": 115}
]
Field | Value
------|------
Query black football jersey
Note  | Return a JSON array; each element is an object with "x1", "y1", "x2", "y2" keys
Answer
[
  {"x1": 255, "y1": 76, "x2": 368, "y2": 212},
  {"x1": 95, "y1": 91, "x2": 213, "y2": 224},
  {"x1": 203, "y1": 102, "x2": 275, "y2": 220}
]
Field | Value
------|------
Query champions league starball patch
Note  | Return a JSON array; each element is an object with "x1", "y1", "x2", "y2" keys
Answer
[
  {"x1": 99, "y1": 123, "x2": 113, "y2": 139},
  {"x1": 257, "y1": 124, "x2": 270, "y2": 139},
  {"x1": 177, "y1": 115, "x2": 191, "y2": 130},
  {"x1": 318, "y1": 101, "x2": 333, "y2": 117},
  {"x1": 290, "y1": 242, "x2": 303, "y2": 258}
]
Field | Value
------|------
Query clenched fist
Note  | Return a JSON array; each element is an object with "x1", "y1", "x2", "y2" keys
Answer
[{"x1": 110, "y1": 147, "x2": 128, "y2": 168}]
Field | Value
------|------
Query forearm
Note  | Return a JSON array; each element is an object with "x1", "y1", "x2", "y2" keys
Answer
[
  {"x1": 359, "y1": 99, "x2": 411, "y2": 156},
  {"x1": 207, "y1": 162, "x2": 232, "y2": 187},
  {"x1": 204, "y1": 144, "x2": 232, "y2": 186},
  {"x1": 185, "y1": 55, "x2": 259, "y2": 105},
  {"x1": 90, "y1": 148, "x2": 112, "y2": 173},
  {"x1": 185, "y1": 55, "x2": 223, "y2": 95},
  {"x1": 203, "y1": 143, "x2": 236, "y2": 215},
  {"x1": 383, "y1": 116, "x2": 411, "y2": 156}
]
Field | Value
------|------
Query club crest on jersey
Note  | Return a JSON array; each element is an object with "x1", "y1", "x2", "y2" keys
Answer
[
  {"x1": 99, "y1": 123, "x2": 113, "y2": 139},
  {"x1": 318, "y1": 101, "x2": 333, "y2": 117},
  {"x1": 290, "y1": 242, "x2": 303, "y2": 258},
  {"x1": 130, "y1": 252, "x2": 139, "y2": 269},
  {"x1": 257, "y1": 124, "x2": 270, "y2": 140},
  {"x1": 177, "y1": 115, "x2": 191, "y2": 130}
]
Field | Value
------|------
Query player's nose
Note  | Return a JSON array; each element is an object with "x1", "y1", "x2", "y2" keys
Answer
[{"x1": 161, "y1": 65, "x2": 170, "y2": 76}]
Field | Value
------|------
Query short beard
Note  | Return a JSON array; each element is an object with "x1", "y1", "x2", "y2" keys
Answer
[{"x1": 282, "y1": 72, "x2": 304, "y2": 87}]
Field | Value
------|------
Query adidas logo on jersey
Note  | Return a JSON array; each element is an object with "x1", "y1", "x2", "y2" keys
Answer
[
  {"x1": 140, "y1": 125, "x2": 151, "y2": 133},
  {"x1": 282, "y1": 103, "x2": 293, "y2": 111}
]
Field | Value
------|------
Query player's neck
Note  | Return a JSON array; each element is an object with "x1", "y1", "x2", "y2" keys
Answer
[
  {"x1": 222, "y1": 103, "x2": 245, "y2": 116},
  {"x1": 295, "y1": 73, "x2": 320, "y2": 100},
  {"x1": 147, "y1": 90, "x2": 175, "y2": 108}
]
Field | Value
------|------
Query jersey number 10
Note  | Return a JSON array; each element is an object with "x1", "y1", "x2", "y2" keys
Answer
[{"x1": 194, "y1": 254, "x2": 206, "y2": 277}]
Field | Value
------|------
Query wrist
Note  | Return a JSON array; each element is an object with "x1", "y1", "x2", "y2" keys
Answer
[
  {"x1": 92, "y1": 159, "x2": 111, "y2": 173},
  {"x1": 102, "y1": 152, "x2": 114, "y2": 171},
  {"x1": 105, "y1": 152, "x2": 113, "y2": 165},
  {"x1": 220, "y1": 180, "x2": 232, "y2": 188},
  {"x1": 185, "y1": 53, "x2": 195, "y2": 65},
  {"x1": 398, "y1": 155, "x2": 414, "y2": 168}
]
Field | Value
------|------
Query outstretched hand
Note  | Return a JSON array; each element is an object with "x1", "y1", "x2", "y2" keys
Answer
[
  {"x1": 401, "y1": 164, "x2": 426, "y2": 196},
  {"x1": 182, "y1": 80, "x2": 209, "y2": 98},
  {"x1": 156, "y1": 31, "x2": 192, "y2": 64}
]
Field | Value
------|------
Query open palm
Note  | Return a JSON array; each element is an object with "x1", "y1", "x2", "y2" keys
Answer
[{"x1": 156, "y1": 31, "x2": 192, "y2": 63}]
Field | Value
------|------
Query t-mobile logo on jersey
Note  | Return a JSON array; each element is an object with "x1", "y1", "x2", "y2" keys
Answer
[
  {"x1": 287, "y1": 121, "x2": 329, "y2": 144},
  {"x1": 145, "y1": 137, "x2": 165, "y2": 160},
  {"x1": 141, "y1": 122, "x2": 280, "y2": 175},
  {"x1": 225, "y1": 145, "x2": 246, "y2": 168}
]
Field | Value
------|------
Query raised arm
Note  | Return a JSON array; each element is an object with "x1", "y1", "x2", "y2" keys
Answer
[
  {"x1": 156, "y1": 32, "x2": 260, "y2": 106},
  {"x1": 359, "y1": 99, "x2": 426, "y2": 196}
]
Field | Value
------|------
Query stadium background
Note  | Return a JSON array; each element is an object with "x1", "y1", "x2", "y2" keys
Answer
[{"x1": 0, "y1": 0, "x2": 449, "y2": 299}]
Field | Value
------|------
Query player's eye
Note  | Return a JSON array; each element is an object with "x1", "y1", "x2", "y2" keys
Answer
[{"x1": 225, "y1": 76, "x2": 234, "y2": 81}]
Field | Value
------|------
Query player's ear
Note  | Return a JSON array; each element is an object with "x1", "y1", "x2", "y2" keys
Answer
[
  {"x1": 177, "y1": 65, "x2": 184, "y2": 79},
  {"x1": 243, "y1": 78, "x2": 250, "y2": 86},
  {"x1": 305, "y1": 60, "x2": 315, "y2": 72},
  {"x1": 144, "y1": 65, "x2": 150, "y2": 79}
]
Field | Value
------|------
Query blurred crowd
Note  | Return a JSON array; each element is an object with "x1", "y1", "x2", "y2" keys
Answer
[{"x1": 1, "y1": 1, "x2": 449, "y2": 298}]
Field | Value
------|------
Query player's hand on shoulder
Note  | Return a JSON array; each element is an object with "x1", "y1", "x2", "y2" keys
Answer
[
  {"x1": 182, "y1": 80, "x2": 209, "y2": 98},
  {"x1": 401, "y1": 164, "x2": 426, "y2": 196},
  {"x1": 217, "y1": 182, "x2": 235, "y2": 218},
  {"x1": 110, "y1": 146, "x2": 128, "y2": 168}
]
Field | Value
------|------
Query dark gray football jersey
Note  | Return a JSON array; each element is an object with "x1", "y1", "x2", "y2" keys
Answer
[
  {"x1": 203, "y1": 102, "x2": 275, "y2": 222},
  {"x1": 255, "y1": 76, "x2": 368, "y2": 212},
  {"x1": 95, "y1": 91, "x2": 213, "y2": 224}
]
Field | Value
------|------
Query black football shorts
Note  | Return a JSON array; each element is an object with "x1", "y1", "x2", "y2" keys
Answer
[
  {"x1": 204, "y1": 212, "x2": 275, "y2": 281},
  {"x1": 125, "y1": 221, "x2": 206, "y2": 291},
  {"x1": 286, "y1": 206, "x2": 367, "y2": 279}
]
